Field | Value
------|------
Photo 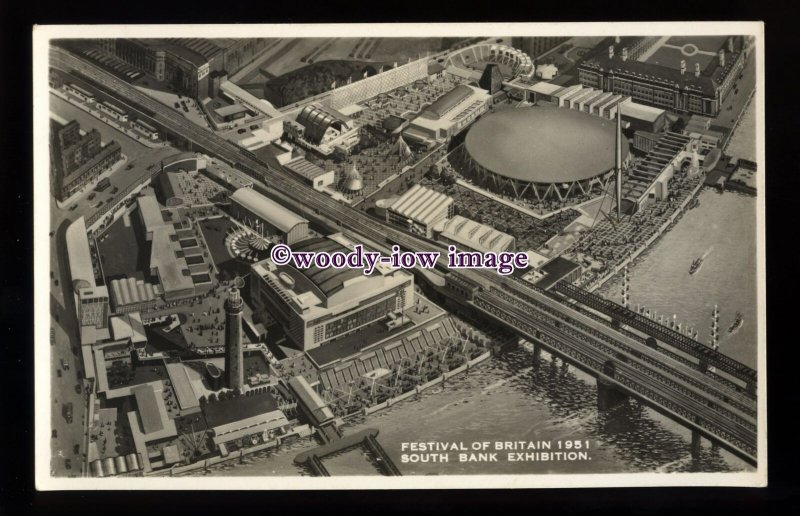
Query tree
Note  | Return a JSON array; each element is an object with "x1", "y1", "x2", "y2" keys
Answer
[{"x1": 670, "y1": 117, "x2": 687, "y2": 133}]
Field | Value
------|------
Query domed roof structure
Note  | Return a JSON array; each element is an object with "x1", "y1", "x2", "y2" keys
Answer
[{"x1": 465, "y1": 106, "x2": 628, "y2": 184}]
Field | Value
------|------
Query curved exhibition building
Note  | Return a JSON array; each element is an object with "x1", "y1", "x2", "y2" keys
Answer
[{"x1": 463, "y1": 106, "x2": 630, "y2": 201}]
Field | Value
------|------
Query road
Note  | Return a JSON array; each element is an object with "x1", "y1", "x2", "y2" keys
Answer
[
  {"x1": 49, "y1": 46, "x2": 758, "y2": 465},
  {"x1": 50, "y1": 93, "x2": 179, "y2": 221},
  {"x1": 49, "y1": 194, "x2": 89, "y2": 477},
  {"x1": 48, "y1": 88, "x2": 181, "y2": 477}
]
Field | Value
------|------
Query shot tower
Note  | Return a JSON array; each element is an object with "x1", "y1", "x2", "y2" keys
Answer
[{"x1": 224, "y1": 287, "x2": 244, "y2": 390}]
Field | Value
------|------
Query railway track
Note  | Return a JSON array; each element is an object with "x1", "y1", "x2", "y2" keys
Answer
[{"x1": 475, "y1": 290, "x2": 756, "y2": 460}]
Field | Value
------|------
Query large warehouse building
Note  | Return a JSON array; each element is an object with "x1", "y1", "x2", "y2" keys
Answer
[
  {"x1": 229, "y1": 188, "x2": 310, "y2": 245},
  {"x1": 461, "y1": 106, "x2": 630, "y2": 201},
  {"x1": 403, "y1": 84, "x2": 492, "y2": 146},
  {"x1": 249, "y1": 234, "x2": 415, "y2": 350},
  {"x1": 386, "y1": 185, "x2": 454, "y2": 238}
]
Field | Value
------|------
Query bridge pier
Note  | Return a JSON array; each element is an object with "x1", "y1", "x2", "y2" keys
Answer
[
  {"x1": 690, "y1": 430, "x2": 703, "y2": 465},
  {"x1": 596, "y1": 377, "x2": 628, "y2": 411},
  {"x1": 532, "y1": 341, "x2": 542, "y2": 370},
  {"x1": 746, "y1": 381, "x2": 756, "y2": 396}
]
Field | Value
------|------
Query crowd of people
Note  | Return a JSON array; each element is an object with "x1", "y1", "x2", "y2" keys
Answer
[
  {"x1": 420, "y1": 176, "x2": 580, "y2": 251},
  {"x1": 569, "y1": 174, "x2": 704, "y2": 289}
]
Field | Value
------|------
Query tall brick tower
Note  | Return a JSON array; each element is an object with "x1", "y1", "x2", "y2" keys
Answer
[{"x1": 224, "y1": 287, "x2": 244, "y2": 390}]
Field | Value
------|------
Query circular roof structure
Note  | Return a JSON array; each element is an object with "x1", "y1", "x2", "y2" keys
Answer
[{"x1": 465, "y1": 106, "x2": 629, "y2": 184}]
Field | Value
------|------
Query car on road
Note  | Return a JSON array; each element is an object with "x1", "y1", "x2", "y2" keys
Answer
[
  {"x1": 65, "y1": 458, "x2": 72, "y2": 470},
  {"x1": 57, "y1": 369, "x2": 62, "y2": 378},
  {"x1": 110, "y1": 187, "x2": 119, "y2": 194},
  {"x1": 237, "y1": 128, "x2": 246, "y2": 134},
  {"x1": 249, "y1": 125, "x2": 259, "y2": 130},
  {"x1": 73, "y1": 444, "x2": 80, "y2": 455},
  {"x1": 61, "y1": 358, "x2": 69, "y2": 370},
  {"x1": 88, "y1": 192, "x2": 96, "y2": 200},
  {"x1": 63, "y1": 402, "x2": 73, "y2": 424},
  {"x1": 52, "y1": 429, "x2": 57, "y2": 439},
  {"x1": 69, "y1": 204, "x2": 78, "y2": 211},
  {"x1": 75, "y1": 384, "x2": 82, "y2": 394}
]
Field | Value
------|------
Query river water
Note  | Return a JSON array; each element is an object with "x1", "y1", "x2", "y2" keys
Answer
[
  {"x1": 596, "y1": 188, "x2": 758, "y2": 369},
  {"x1": 202, "y1": 187, "x2": 757, "y2": 478}
]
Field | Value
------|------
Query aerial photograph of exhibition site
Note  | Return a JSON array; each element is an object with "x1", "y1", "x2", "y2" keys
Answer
[{"x1": 44, "y1": 30, "x2": 761, "y2": 481}]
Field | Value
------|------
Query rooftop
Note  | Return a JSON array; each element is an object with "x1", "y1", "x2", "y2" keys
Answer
[
  {"x1": 252, "y1": 234, "x2": 410, "y2": 313},
  {"x1": 215, "y1": 104, "x2": 249, "y2": 118},
  {"x1": 230, "y1": 188, "x2": 308, "y2": 234},
  {"x1": 420, "y1": 84, "x2": 474, "y2": 120},
  {"x1": 132, "y1": 382, "x2": 173, "y2": 436},
  {"x1": 581, "y1": 41, "x2": 740, "y2": 97},
  {"x1": 283, "y1": 157, "x2": 331, "y2": 182},
  {"x1": 620, "y1": 101, "x2": 666, "y2": 123},
  {"x1": 165, "y1": 363, "x2": 199, "y2": 411},
  {"x1": 535, "y1": 256, "x2": 581, "y2": 290},
  {"x1": 388, "y1": 184, "x2": 454, "y2": 226},
  {"x1": 65, "y1": 217, "x2": 96, "y2": 292},
  {"x1": 464, "y1": 106, "x2": 630, "y2": 183},
  {"x1": 435, "y1": 215, "x2": 515, "y2": 253},
  {"x1": 202, "y1": 392, "x2": 279, "y2": 429}
]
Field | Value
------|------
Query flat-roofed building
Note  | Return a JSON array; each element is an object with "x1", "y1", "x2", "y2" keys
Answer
[
  {"x1": 99, "y1": 100, "x2": 129, "y2": 122},
  {"x1": 433, "y1": 215, "x2": 515, "y2": 254},
  {"x1": 229, "y1": 188, "x2": 309, "y2": 245},
  {"x1": 249, "y1": 234, "x2": 414, "y2": 350},
  {"x1": 287, "y1": 375, "x2": 334, "y2": 425},
  {"x1": 619, "y1": 100, "x2": 666, "y2": 134},
  {"x1": 136, "y1": 195, "x2": 200, "y2": 301},
  {"x1": 386, "y1": 184, "x2": 454, "y2": 238},
  {"x1": 133, "y1": 119, "x2": 159, "y2": 140},
  {"x1": 523, "y1": 256, "x2": 582, "y2": 290},
  {"x1": 165, "y1": 363, "x2": 200, "y2": 412},
  {"x1": 526, "y1": 81, "x2": 563, "y2": 104},
  {"x1": 215, "y1": 103, "x2": 249, "y2": 122},
  {"x1": 283, "y1": 157, "x2": 335, "y2": 191},
  {"x1": 130, "y1": 382, "x2": 177, "y2": 439},
  {"x1": 66, "y1": 217, "x2": 111, "y2": 342},
  {"x1": 403, "y1": 84, "x2": 492, "y2": 146},
  {"x1": 202, "y1": 392, "x2": 290, "y2": 451}
]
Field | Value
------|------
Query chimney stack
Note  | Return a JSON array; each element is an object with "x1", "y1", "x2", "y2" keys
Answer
[
  {"x1": 718, "y1": 49, "x2": 726, "y2": 67},
  {"x1": 695, "y1": 62, "x2": 701, "y2": 78},
  {"x1": 680, "y1": 60, "x2": 686, "y2": 75},
  {"x1": 622, "y1": 47, "x2": 628, "y2": 61},
  {"x1": 609, "y1": 45, "x2": 614, "y2": 59}
]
